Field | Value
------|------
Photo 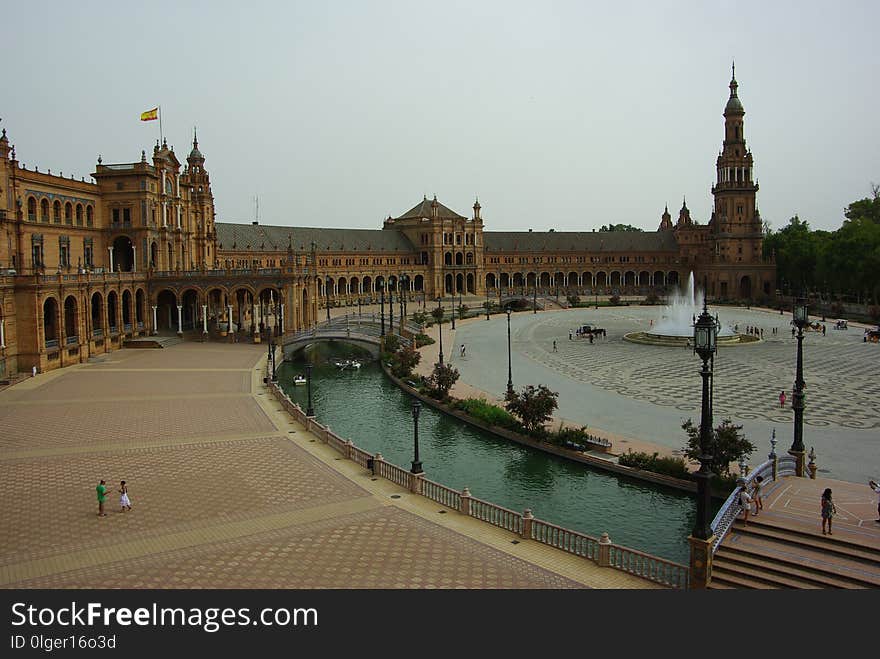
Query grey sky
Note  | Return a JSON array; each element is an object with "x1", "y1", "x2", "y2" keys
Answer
[{"x1": 5, "y1": 1, "x2": 878, "y2": 233}]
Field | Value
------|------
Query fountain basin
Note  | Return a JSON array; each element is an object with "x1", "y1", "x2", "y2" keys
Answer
[{"x1": 623, "y1": 332, "x2": 760, "y2": 347}]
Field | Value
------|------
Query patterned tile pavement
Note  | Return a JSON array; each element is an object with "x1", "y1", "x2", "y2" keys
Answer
[
  {"x1": 0, "y1": 341, "x2": 655, "y2": 589},
  {"x1": 13, "y1": 507, "x2": 584, "y2": 589}
]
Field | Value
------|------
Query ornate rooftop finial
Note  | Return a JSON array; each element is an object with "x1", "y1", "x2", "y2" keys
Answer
[
  {"x1": 732, "y1": 59, "x2": 735, "y2": 82},
  {"x1": 141, "y1": 150, "x2": 146, "y2": 162}
]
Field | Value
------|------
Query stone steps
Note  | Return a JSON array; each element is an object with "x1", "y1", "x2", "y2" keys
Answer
[{"x1": 123, "y1": 335, "x2": 183, "y2": 349}]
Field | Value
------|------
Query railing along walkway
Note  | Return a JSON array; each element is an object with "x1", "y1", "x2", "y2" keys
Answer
[{"x1": 268, "y1": 380, "x2": 689, "y2": 589}]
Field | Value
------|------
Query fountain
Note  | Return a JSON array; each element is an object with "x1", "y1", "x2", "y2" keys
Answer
[{"x1": 624, "y1": 272, "x2": 752, "y2": 346}]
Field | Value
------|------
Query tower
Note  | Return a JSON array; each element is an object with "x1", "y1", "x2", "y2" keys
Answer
[{"x1": 186, "y1": 129, "x2": 216, "y2": 268}]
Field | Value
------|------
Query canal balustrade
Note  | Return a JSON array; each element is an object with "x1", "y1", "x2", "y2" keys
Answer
[{"x1": 265, "y1": 374, "x2": 691, "y2": 589}]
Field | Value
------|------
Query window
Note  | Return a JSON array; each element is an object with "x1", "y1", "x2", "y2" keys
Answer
[
  {"x1": 64, "y1": 203, "x2": 73, "y2": 225},
  {"x1": 75, "y1": 204, "x2": 83, "y2": 226},
  {"x1": 41, "y1": 199, "x2": 50, "y2": 223},
  {"x1": 84, "y1": 238, "x2": 94, "y2": 268},
  {"x1": 54, "y1": 201, "x2": 61, "y2": 224},
  {"x1": 27, "y1": 197, "x2": 37, "y2": 221},
  {"x1": 123, "y1": 208, "x2": 131, "y2": 226},
  {"x1": 112, "y1": 208, "x2": 120, "y2": 225},
  {"x1": 86, "y1": 206, "x2": 94, "y2": 227},
  {"x1": 59, "y1": 236, "x2": 70, "y2": 268}
]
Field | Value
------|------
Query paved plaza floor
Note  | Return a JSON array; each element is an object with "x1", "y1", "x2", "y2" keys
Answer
[
  {"x1": 0, "y1": 342, "x2": 658, "y2": 589},
  {"x1": 441, "y1": 304, "x2": 878, "y2": 485}
]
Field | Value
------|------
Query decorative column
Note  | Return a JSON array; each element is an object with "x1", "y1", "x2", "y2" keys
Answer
[
  {"x1": 201, "y1": 304, "x2": 208, "y2": 336},
  {"x1": 228, "y1": 305, "x2": 233, "y2": 334},
  {"x1": 108, "y1": 247, "x2": 114, "y2": 273},
  {"x1": 280, "y1": 303, "x2": 285, "y2": 334},
  {"x1": 0, "y1": 318, "x2": 5, "y2": 348},
  {"x1": 176, "y1": 305, "x2": 183, "y2": 335},
  {"x1": 151, "y1": 305, "x2": 158, "y2": 335},
  {"x1": 131, "y1": 246, "x2": 136, "y2": 272},
  {"x1": 253, "y1": 302, "x2": 261, "y2": 343}
]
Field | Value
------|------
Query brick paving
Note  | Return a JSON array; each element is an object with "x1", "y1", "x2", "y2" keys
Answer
[{"x1": 0, "y1": 340, "x2": 654, "y2": 589}]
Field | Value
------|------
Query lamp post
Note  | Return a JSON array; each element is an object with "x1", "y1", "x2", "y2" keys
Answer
[
  {"x1": 436, "y1": 297, "x2": 444, "y2": 365},
  {"x1": 790, "y1": 296, "x2": 808, "y2": 476},
  {"x1": 689, "y1": 299, "x2": 718, "y2": 589},
  {"x1": 506, "y1": 306, "x2": 514, "y2": 396},
  {"x1": 451, "y1": 291, "x2": 456, "y2": 330},
  {"x1": 325, "y1": 276, "x2": 331, "y2": 322},
  {"x1": 305, "y1": 362, "x2": 315, "y2": 416},
  {"x1": 380, "y1": 286, "x2": 385, "y2": 337},
  {"x1": 400, "y1": 274, "x2": 408, "y2": 328},
  {"x1": 410, "y1": 399, "x2": 423, "y2": 474},
  {"x1": 533, "y1": 280, "x2": 537, "y2": 314},
  {"x1": 388, "y1": 285, "x2": 394, "y2": 334},
  {"x1": 485, "y1": 279, "x2": 490, "y2": 320}
]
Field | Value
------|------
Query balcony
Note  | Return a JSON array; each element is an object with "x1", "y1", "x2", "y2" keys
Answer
[
  {"x1": 45, "y1": 338, "x2": 59, "y2": 349},
  {"x1": 65, "y1": 335, "x2": 78, "y2": 345},
  {"x1": 93, "y1": 328, "x2": 103, "y2": 338}
]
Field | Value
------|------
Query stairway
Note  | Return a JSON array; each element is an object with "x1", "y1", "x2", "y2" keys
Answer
[
  {"x1": 123, "y1": 335, "x2": 183, "y2": 349},
  {"x1": 710, "y1": 519, "x2": 880, "y2": 589}
]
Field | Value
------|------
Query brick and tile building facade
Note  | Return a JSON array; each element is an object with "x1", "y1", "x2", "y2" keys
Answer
[{"x1": 0, "y1": 71, "x2": 773, "y2": 376}]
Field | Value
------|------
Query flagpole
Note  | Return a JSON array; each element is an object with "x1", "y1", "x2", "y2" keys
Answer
[{"x1": 159, "y1": 105, "x2": 164, "y2": 144}]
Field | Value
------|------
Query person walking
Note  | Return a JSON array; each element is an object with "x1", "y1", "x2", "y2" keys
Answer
[
  {"x1": 753, "y1": 475, "x2": 765, "y2": 515},
  {"x1": 739, "y1": 480, "x2": 753, "y2": 526},
  {"x1": 119, "y1": 480, "x2": 132, "y2": 512},
  {"x1": 96, "y1": 480, "x2": 109, "y2": 517},
  {"x1": 779, "y1": 390, "x2": 786, "y2": 408},
  {"x1": 552, "y1": 340, "x2": 557, "y2": 353},
  {"x1": 821, "y1": 488, "x2": 836, "y2": 535},
  {"x1": 869, "y1": 480, "x2": 880, "y2": 523}
]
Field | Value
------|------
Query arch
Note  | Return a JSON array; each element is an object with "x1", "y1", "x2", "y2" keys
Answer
[
  {"x1": 466, "y1": 272, "x2": 475, "y2": 294},
  {"x1": 455, "y1": 273, "x2": 464, "y2": 293},
  {"x1": 444, "y1": 252, "x2": 452, "y2": 266},
  {"x1": 596, "y1": 271, "x2": 608, "y2": 287},
  {"x1": 181, "y1": 289, "x2": 200, "y2": 331},
  {"x1": 362, "y1": 275, "x2": 372, "y2": 293},
  {"x1": 53, "y1": 200, "x2": 61, "y2": 224},
  {"x1": 445, "y1": 273, "x2": 453, "y2": 294},
  {"x1": 64, "y1": 202, "x2": 73, "y2": 225},
  {"x1": 540, "y1": 272, "x2": 551, "y2": 287},
  {"x1": 739, "y1": 275, "x2": 752, "y2": 299},
  {"x1": 667, "y1": 271, "x2": 680, "y2": 286},
  {"x1": 421, "y1": 251, "x2": 429, "y2": 265},
  {"x1": 27, "y1": 196, "x2": 37, "y2": 221},
  {"x1": 86, "y1": 205, "x2": 94, "y2": 227},
  {"x1": 90, "y1": 292, "x2": 104, "y2": 336},
  {"x1": 455, "y1": 252, "x2": 463, "y2": 266},
  {"x1": 388, "y1": 275, "x2": 397, "y2": 292},
  {"x1": 150, "y1": 242, "x2": 158, "y2": 269},
  {"x1": 568, "y1": 271, "x2": 579, "y2": 289},
  {"x1": 526, "y1": 272, "x2": 537, "y2": 287},
  {"x1": 512, "y1": 272, "x2": 524, "y2": 287},
  {"x1": 122, "y1": 290, "x2": 132, "y2": 331},
  {"x1": 486, "y1": 273, "x2": 497, "y2": 289},
  {"x1": 107, "y1": 291, "x2": 119, "y2": 334},
  {"x1": 610, "y1": 271, "x2": 622, "y2": 286},
  {"x1": 375, "y1": 275, "x2": 385, "y2": 291},
  {"x1": 40, "y1": 198, "x2": 50, "y2": 223},
  {"x1": 75, "y1": 203, "x2": 83, "y2": 226},
  {"x1": 554, "y1": 271, "x2": 565, "y2": 288},
  {"x1": 112, "y1": 236, "x2": 135, "y2": 272},
  {"x1": 43, "y1": 297, "x2": 59, "y2": 346},
  {"x1": 135, "y1": 289, "x2": 146, "y2": 326},
  {"x1": 638, "y1": 271, "x2": 651, "y2": 287},
  {"x1": 466, "y1": 252, "x2": 474, "y2": 265},
  {"x1": 337, "y1": 276, "x2": 347, "y2": 295},
  {"x1": 653, "y1": 271, "x2": 665, "y2": 287},
  {"x1": 414, "y1": 274, "x2": 424, "y2": 291},
  {"x1": 155, "y1": 289, "x2": 177, "y2": 332},
  {"x1": 624, "y1": 271, "x2": 636, "y2": 287},
  {"x1": 64, "y1": 295, "x2": 78, "y2": 344},
  {"x1": 349, "y1": 276, "x2": 359, "y2": 295}
]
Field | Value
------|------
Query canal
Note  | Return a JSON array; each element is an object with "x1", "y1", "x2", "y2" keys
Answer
[{"x1": 279, "y1": 342, "x2": 703, "y2": 564}]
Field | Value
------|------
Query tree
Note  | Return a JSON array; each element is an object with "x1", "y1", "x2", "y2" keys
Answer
[
  {"x1": 599, "y1": 223, "x2": 644, "y2": 232},
  {"x1": 504, "y1": 384, "x2": 559, "y2": 435},
  {"x1": 390, "y1": 343, "x2": 420, "y2": 378},
  {"x1": 425, "y1": 362, "x2": 459, "y2": 400},
  {"x1": 382, "y1": 334, "x2": 400, "y2": 353},
  {"x1": 430, "y1": 306, "x2": 445, "y2": 324},
  {"x1": 458, "y1": 303, "x2": 469, "y2": 319},
  {"x1": 680, "y1": 417, "x2": 754, "y2": 478}
]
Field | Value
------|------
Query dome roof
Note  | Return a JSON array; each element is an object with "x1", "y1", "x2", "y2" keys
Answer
[{"x1": 725, "y1": 93, "x2": 744, "y2": 114}]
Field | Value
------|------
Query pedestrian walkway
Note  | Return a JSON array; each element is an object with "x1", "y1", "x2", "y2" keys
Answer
[{"x1": 0, "y1": 342, "x2": 659, "y2": 589}]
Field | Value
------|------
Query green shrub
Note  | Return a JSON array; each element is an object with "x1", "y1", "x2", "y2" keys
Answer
[
  {"x1": 414, "y1": 333, "x2": 434, "y2": 347},
  {"x1": 609, "y1": 295, "x2": 621, "y2": 305},
  {"x1": 382, "y1": 334, "x2": 401, "y2": 353},
  {"x1": 645, "y1": 292, "x2": 660, "y2": 305},
  {"x1": 617, "y1": 450, "x2": 691, "y2": 480},
  {"x1": 455, "y1": 398, "x2": 520, "y2": 430},
  {"x1": 566, "y1": 294, "x2": 581, "y2": 305}
]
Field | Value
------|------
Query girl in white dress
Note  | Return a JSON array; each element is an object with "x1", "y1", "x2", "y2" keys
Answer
[{"x1": 119, "y1": 480, "x2": 132, "y2": 512}]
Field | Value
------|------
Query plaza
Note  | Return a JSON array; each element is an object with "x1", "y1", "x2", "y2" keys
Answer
[{"x1": 440, "y1": 304, "x2": 878, "y2": 485}]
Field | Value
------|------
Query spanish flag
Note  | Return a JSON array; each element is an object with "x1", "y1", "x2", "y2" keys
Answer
[{"x1": 140, "y1": 107, "x2": 158, "y2": 122}]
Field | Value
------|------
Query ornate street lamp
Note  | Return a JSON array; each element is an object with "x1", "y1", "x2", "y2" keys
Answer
[
  {"x1": 506, "y1": 306, "x2": 514, "y2": 396},
  {"x1": 790, "y1": 296, "x2": 808, "y2": 475},
  {"x1": 388, "y1": 285, "x2": 394, "y2": 334},
  {"x1": 357, "y1": 297, "x2": 362, "y2": 317},
  {"x1": 436, "y1": 297, "x2": 444, "y2": 365},
  {"x1": 325, "y1": 276, "x2": 331, "y2": 322},
  {"x1": 486, "y1": 278, "x2": 490, "y2": 320},
  {"x1": 533, "y1": 279, "x2": 537, "y2": 314},
  {"x1": 410, "y1": 399, "x2": 423, "y2": 474},
  {"x1": 380, "y1": 284, "x2": 385, "y2": 337},
  {"x1": 688, "y1": 299, "x2": 717, "y2": 589},
  {"x1": 270, "y1": 337, "x2": 278, "y2": 382},
  {"x1": 305, "y1": 362, "x2": 315, "y2": 416},
  {"x1": 401, "y1": 274, "x2": 409, "y2": 325},
  {"x1": 451, "y1": 290, "x2": 456, "y2": 330}
]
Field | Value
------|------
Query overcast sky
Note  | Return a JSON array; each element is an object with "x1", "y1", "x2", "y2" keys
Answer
[{"x1": 5, "y1": 1, "x2": 878, "y2": 233}]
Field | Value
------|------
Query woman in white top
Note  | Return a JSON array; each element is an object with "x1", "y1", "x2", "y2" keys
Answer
[
  {"x1": 119, "y1": 480, "x2": 132, "y2": 512},
  {"x1": 738, "y1": 479, "x2": 753, "y2": 526}
]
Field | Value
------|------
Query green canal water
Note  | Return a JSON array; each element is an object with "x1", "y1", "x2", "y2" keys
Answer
[{"x1": 279, "y1": 342, "x2": 707, "y2": 564}]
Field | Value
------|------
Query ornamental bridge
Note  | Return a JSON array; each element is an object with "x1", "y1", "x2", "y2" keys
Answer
[{"x1": 281, "y1": 314, "x2": 419, "y2": 361}]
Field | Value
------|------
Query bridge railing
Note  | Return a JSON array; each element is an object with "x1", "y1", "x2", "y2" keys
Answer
[
  {"x1": 267, "y1": 380, "x2": 689, "y2": 589},
  {"x1": 709, "y1": 456, "x2": 794, "y2": 554}
]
